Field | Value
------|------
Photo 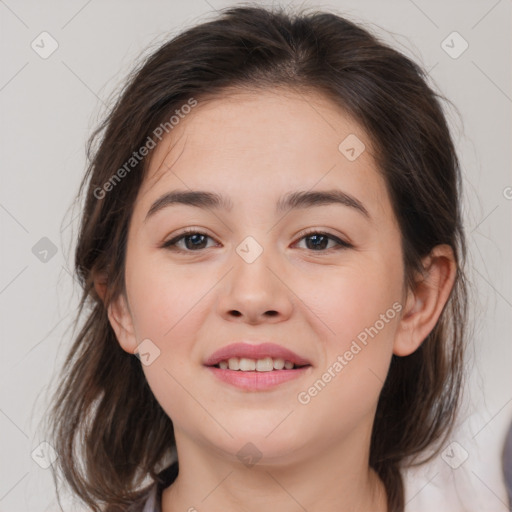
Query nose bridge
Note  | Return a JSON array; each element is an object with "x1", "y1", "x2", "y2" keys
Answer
[
  {"x1": 217, "y1": 234, "x2": 293, "y2": 322},
  {"x1": 231, "y1": 234, "x2": 279, "y2": 295}
]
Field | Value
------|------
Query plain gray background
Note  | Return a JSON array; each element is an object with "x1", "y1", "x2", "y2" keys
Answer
[{"x1": 0, "y1": 0, "x2": 511, "y2": 510}]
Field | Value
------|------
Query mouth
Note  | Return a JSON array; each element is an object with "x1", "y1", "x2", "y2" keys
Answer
[
  {"x1": 204, "y1": 341, "x2": 311, "y2": 368},
  {"x1": 204, "y1": 342, "x2": 312, "y2": 391},
  {"x1": 209, "y1": 356, "x2": 310, "y2": 372}
]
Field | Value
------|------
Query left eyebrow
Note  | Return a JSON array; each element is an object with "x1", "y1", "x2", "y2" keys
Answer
[
  {"x1": 276, "y1": 189, "x2": 370, "y2": 218},
  {"x1": 144, "y1": 188, "x2": 370, "y2": 222}
]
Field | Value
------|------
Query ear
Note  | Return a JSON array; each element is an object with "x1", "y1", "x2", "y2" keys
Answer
[
  {"x1": 93, "y1": 271, "x2": 108, "y2": 303},
  {"x1": 107, "y1": 293, "x2": 138, "y2": 354},
  {"x1": 93, "y1": 272, "x2": 137, "y2": 354},
  {"x1": 393, "y1": 244, "x2": 457, "y2": 357}
]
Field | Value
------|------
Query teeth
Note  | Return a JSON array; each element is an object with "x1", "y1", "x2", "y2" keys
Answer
[
  {"x1": 256, "y1": 357, "x2": 273, "y2": 372},
  {"x1": 216, "y1": 357, "x2": 298, "y2": 371},
  {"x1": 273, "y1": 358, "x2": 285, "y2": 370},
  {"x1": 239, "y1": 358, "x2": 256, "y2": 371},
  {"x1": 228, "y1": 357, "x2": 240, "y2": 370}
]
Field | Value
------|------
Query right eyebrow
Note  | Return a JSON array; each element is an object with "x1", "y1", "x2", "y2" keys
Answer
[{"x1": 145, "y1": 190, "x2": 233, "y2": 222}]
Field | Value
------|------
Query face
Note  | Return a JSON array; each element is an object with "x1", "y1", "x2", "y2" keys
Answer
[{"x1": 112, "y1": 87, "x2": 408, "y2": 465}]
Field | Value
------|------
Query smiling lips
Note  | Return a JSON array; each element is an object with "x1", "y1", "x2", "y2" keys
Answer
[
  {"x1": 204, "y1": 342, "x2": 311, "y2": 368},
  {"x1": 204, "y1": 342, "x2": 312, "y2": 391}
]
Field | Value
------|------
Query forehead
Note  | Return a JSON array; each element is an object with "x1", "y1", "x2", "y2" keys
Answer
[{"x1": 135, "y1": 87, "x2": 390, "y2": 220}]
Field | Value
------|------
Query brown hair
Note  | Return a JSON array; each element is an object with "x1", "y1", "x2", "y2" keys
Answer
[{"x1": 45, "y1": 4, "x2": 468, "y2": 511}]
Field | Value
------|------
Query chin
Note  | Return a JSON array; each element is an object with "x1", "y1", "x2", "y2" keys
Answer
[{"x1": 204, "y1": 426, "x2": 308, "y2": 465}]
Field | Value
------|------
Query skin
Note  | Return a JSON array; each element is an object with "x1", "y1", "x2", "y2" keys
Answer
[{"x1": 101, "y1": 87, "x2": 457, "y2": 512}]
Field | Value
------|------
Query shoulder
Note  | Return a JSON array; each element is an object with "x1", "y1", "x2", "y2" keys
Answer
[
  {"x1": 130, "y1": 461, "x2": 180, "y2": 512},
  {"x1": 105, "y1": 461, "x2": 179, "y2": 512}
]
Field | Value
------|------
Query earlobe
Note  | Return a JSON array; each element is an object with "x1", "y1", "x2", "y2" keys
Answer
[
  {"x1": 107, "y1": 293, "x2": 138, "y2": 355},
  {"x1": 393, "y1": 244, "x2": 457, "y2": 357}
]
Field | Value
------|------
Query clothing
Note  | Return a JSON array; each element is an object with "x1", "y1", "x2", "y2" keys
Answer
[{"x1": 128, "y1": 461, "x2": 179, "y2": 512}]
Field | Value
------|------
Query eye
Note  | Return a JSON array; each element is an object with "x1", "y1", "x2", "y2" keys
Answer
[
  {"x1": 294, "y1": 230, "x2": 352, "y2": 252},
  {"x1": 161, "y1": 228, "x2": 218, "y2": 252}
]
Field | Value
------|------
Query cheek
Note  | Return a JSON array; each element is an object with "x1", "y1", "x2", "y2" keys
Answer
[
  {"x1": 125, "y1": 248, "x2": 204, "y2": 342},
  {"x1": 305, "y1": 258, "x2": 403, "y2": 346},
  {"x1": 124, "y1": 251, "x2": 212, "y2": 418},
  {"x1": 298, "y1": 256, "x2": 402, "y2": 419},
  {"x1": 295, "y1": 269, "x2": 401, "y2": 437}
]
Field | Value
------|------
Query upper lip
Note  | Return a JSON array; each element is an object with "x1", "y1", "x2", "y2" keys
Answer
[{"x1": 204, "y1": 342, "x2": 311, "y2": 367}]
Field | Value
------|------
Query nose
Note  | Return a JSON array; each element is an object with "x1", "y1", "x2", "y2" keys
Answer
[{"x1": 216, "y1": 242, "x2": 294, "y2": 325}]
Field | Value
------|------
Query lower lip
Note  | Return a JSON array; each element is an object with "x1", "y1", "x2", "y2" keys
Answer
[{"x1": 206, "y1": 365, "x2": 311, "y2": 391}]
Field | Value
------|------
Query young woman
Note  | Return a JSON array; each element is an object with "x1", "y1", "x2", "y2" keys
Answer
[{"x1": 46, "y1": 5, "x2": 468, "y2": 511}]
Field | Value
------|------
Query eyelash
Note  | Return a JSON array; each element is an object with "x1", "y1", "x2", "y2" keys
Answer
[{"x1": 161, "y1": 227, "x2": 353, "y2": 253}]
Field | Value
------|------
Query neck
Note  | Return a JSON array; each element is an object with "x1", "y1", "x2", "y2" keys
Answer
[{"x1": 162, "y1": 429, "x2": 388, "y2": 512}]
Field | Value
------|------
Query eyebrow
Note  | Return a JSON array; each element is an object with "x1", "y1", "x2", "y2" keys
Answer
[{"x1": 144, "y1": 188, "x2": 370, "y2": 221}]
